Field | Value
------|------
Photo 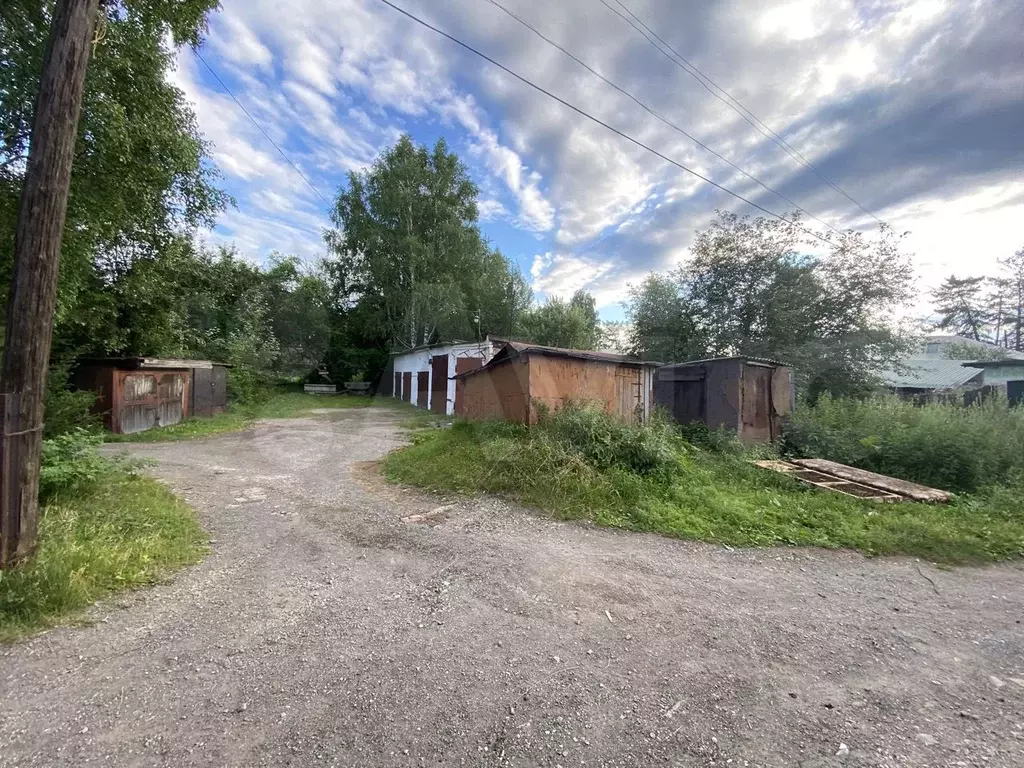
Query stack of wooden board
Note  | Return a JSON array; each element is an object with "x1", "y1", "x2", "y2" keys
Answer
[{"x1": 753, "y1": 458, "x2": 953, "y2": 503}]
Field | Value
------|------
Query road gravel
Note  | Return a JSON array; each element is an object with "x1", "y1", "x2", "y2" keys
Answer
[{"x1": 1, "y1": 406, "x2": 1022, "y2": 767}]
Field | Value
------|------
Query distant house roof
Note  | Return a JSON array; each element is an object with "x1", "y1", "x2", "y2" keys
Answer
[
  {"x1": 920, "y1": 335, "x2": 1024, "y2": 359},
  {"x1": 879, "y1": 359, "x2": 983, "y2": 390},
  {"x1": 454, "y1": 340, "x2": 659, "y2": 378},
  {"x1": 962, "y1": 359, "x2": 1024, "y2": 368}
]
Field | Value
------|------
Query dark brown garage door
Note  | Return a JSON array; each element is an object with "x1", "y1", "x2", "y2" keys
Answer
[
  {"x1": 430, "y1": 355, "x2": 448, "y2": 414},
  {"x1": 402, "y1": 372, "x2": 412, "y2": 403},
  {"x1": 417, "y1": 371, "x2": 429, "y2": 409},
  {"x1": 394, "y1": 371, "x2": 401, "y2": 399}
]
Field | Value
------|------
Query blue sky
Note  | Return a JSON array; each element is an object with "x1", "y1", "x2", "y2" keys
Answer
[{"x1": 171, "y1": 0, "x2": 1024, "y2": 322}]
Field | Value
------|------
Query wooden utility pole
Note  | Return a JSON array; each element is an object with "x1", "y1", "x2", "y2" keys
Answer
[{"x1": 0, "y1": 0, "x2": 102, "y2": 567}]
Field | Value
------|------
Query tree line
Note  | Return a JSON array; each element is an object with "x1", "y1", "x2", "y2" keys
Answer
[
  {"x1": 1, "y1": 1, "x2": 604, "y2": 432},
  {"x1": 931, "y1": 251, "x2": 1024, "y2": 349}
]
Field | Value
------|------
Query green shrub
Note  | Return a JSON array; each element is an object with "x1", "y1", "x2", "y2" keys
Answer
[
  {"x1": 782, "y1": 394, "x2": 1024, "y2": 492},
  {"x1": 39, "y1": 429, "x2": 112, "y2": 501},
  {"x1": 536, "y1": 402, "x2": 683, "y2": 477},
  {"x1": 385, "y1": 413, "x2": 1024, "y2": 563},
  {"x1": 43, "y1": 363, "x2": 97, "y2": 438},
  {"x1": 674, "y1": 420, "x2": 744, "y2": 455}
]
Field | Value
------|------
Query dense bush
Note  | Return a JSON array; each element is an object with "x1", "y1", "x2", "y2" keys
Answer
[
  {"x1": 43, "y1": 363, "x2": 98, "y2": 438},
  {"x1": 39, "y1": 429, "x2": 113, "y2": 501},
  {"x1": 536, "y1": 402, "x2": 683, "y2": 477},
  {"x1": 782, "y1": 394, "x2": 1024, "y2": 493}
]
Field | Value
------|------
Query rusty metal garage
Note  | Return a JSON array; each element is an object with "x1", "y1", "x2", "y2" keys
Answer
[
  {"x1": 455, "y1": 342, "x2": 660, "y2": 424},
  {"x1": 74, "y1": 358, "x2": 228, "y2": 434}
]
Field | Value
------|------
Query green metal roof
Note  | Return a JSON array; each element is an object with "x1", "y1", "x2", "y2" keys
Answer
[{"x1": 879, "y1": 359, "x2": 984, "y2": 390}]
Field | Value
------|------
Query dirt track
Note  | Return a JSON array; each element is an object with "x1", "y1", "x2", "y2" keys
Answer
[{"x1": 1, "y1": 406, "x2": 1023, "y2": 767}]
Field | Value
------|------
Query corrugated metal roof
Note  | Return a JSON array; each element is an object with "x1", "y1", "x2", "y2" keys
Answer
[
  {"x1": 660, "y1": 355, "x2": 789, "y2": 368},
  {"x1": 879, "y1": 359, "x2": 983, "y2": 390},
  {"x1": 78, "y1": 357, "x2": 229, "y2": 369},
  {"x1": 961, "y1": 359, "x2": 1024, "y2": 368},
  {"x1": 501, "y1": 340, "x2": 660, "y2": 366},
  {"x1": 454, "y1": 341, "x2": 660, "y2": 378}
]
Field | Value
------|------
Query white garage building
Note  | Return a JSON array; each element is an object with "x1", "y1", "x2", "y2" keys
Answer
[{"x1": 390, "y1": 339, "x2": 501, "y2": 416}]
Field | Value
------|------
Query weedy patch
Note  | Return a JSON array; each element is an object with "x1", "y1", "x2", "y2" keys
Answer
[{"x1": 385, "y1": 403, "x2": 1024, "y2": 564}]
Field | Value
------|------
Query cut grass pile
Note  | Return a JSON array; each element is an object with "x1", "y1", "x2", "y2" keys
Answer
[
  {"x1": 385, "y1": 408, "x2": 1024, "y2": 564},
  {"x1": 108, "y1": 391, "x2": 374, "y2": 442},
  {"x1": 0, "y1": 470, "x2": 207, "y2": 641}
]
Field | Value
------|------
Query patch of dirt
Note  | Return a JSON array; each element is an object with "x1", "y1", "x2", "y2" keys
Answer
[{"x1": 2, "y1": 407, "x2": 1022, "y2": 768}]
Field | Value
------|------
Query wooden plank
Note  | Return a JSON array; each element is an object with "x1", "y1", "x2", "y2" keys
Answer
[{"x1": 790, "y1": 459, "x2": 953, "y2": 503}]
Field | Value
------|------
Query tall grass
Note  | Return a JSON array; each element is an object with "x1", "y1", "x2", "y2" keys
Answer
[
  {"x1": 782, "y1": 394, "x2": 1024, "y2": 493},
  {"x1": 384, "y1": 403, "x2": 1024, "y2": 563},
  {"x1": 0, "y1": 432, "x2": 207, "y2": 640}
]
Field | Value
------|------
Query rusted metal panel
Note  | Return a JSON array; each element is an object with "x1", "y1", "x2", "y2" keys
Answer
[
  {"x1": 528, "y1": 355, "x2": 628, "y2": 423},
  {"x1": 656, "y1": 358, "x2": 793, "y2": 444},
  {"x1": 113, "y1": 369, "x2": 189, "y2": 434},
  {"x1": 458, "y1": 357, "x2": 528, "y2": 421},
  {"x1": 430, "y1": 355, "x2": 448, "y2": 414},
  {"x1": 454, "y1": 357, "x2": 486, "y2": 417},
  {"x1": 191, "y1": 364, "x2": 228, "y2": 417},
  {"x1": 740, "y1": 364, "x2": 773, "y2": 444}
]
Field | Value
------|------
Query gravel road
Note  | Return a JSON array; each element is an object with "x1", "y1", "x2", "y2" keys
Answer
[{"x1": 2, "y1": 406, "x2": 1023, "y2": 767}]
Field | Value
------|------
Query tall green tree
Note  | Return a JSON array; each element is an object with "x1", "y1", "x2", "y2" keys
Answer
[
  {"x1": 1, "y1": 0, "x2": 227, "y2": 358},
  {"x1": 933, "y1": 275, "x2": 988, "y2": 341},
  {"x1": 329, "y1": 135, "x2": 522, "y2": 349},
  {"x1": 515, "y1": 290, "x2": 603, "y2": 350},
  {"x1": 627, "y1": 212, "x2": 914, "y2": 395},
  {"x1": 999, "y1": 247, "x2": 1024, "y2": 351}
]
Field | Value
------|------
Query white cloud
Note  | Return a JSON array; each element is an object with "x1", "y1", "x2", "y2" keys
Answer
[{"x1": 165, "y1": 0, "x2": 1022, "y2": 321}]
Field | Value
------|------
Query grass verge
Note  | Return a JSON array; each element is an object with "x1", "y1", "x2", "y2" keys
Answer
[
  {"x1": 0, "y1": 471, "x2": 207, "y2": 641},
  {"x1": 384, "y1": 415, "x2": 1024, "y2": 564},
  {"x1": 108, "y1": 391, "x2": 374, "y2": 443}
]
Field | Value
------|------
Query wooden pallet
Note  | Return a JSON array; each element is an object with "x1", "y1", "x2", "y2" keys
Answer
[{"x1": 753, "y1": 460, "x2": 904, "y2": 501}]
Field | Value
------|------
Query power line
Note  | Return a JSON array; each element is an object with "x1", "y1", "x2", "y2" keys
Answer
[
  {"x1": 600, "y1": 0, "x2": 881, "y2": 223},
  {"x1": 483, "y1": 0, "x2": 840, "y2": 234},
  {"x1": 191, "y1": 47, "x2": 332, "y2": 207},
  {"x1": 373, "y1": 0, "x2": 830, "y2": 244}
]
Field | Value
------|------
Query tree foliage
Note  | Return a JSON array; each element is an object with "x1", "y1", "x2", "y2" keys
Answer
[
  {"x1": 327, "y1": 135, "x2": 528, "y2": 350},
  {"x1": 516, "y1": 290, "x2": 602, "y2": 350},
  {"x1": 933, "y1": 275, "x2": 987, "y2": 341},
  {"x1": 1, "y1": 0, "x2": 228, "y2": 360},
  {"x1": 626, "y1": 212, "x2": 915, "y2": 396}
]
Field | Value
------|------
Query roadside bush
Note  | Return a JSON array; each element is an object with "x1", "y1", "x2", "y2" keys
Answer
[
  {"x1": 43, "y1": 363, "x2": 97, "y2": 438},
  {"x1": 782, "y1": 394, "x2": 1024, "y2": 493},
  {"x1": 536, "y1": 402, "x2": 683, "y2": 477},
  {"x1": 39, "y1": 429, "x2": 112, "y2": 501}
]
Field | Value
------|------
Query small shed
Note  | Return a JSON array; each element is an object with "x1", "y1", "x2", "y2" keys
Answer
[
  {"x1": 455, "y1": 341, "x2": 660, "y2": 425},
  {"x1": 654, "y1": 357, "x2": 793, "y2": 444},
  {"x1": 389, "y1": 339, "x2": 501, "y2": 415},
  {"x1": 962, "y1": 359, "x2": 1024, "y2": 406},
  {"x1": 75, "y1": 358, "x2": 228, "y2": 434}
]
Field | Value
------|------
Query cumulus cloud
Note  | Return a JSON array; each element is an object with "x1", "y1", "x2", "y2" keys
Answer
[{"x1": 173, "y1": 0, "x2": 1023, "y2": 315}]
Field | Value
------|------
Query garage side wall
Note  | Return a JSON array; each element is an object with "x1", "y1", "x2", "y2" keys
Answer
[
  {"x1": 528, "y1": 356, "x2": 638, "y2": 424},
  {"x1": 459, "y1": 358, "x2": 530, "y2": 422}
]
